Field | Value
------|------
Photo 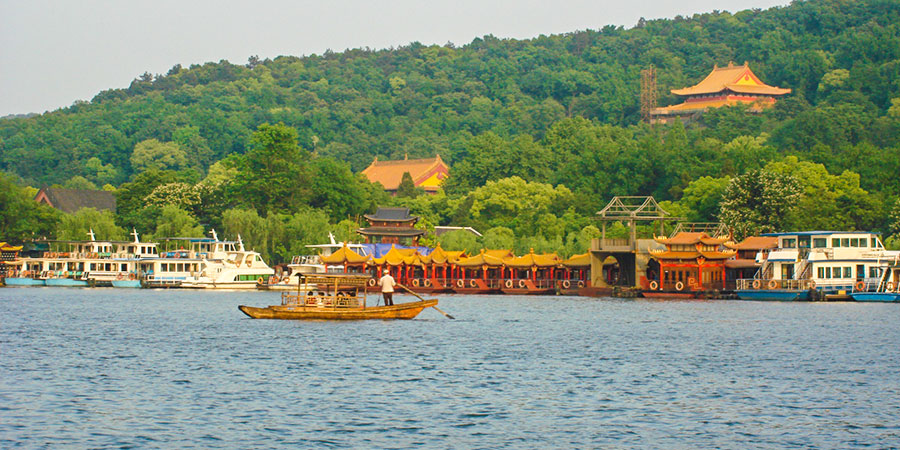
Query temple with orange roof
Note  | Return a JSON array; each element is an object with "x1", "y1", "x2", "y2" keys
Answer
[
  {"x1": 360, "y1": 154, "x2": 449, "y2": 194},
  {"x1": 650, "y1": 62, "x2": 790, "y2": 124},
  {"x1": 645, "y1": 232, "x2": 735, "y2": 296}
]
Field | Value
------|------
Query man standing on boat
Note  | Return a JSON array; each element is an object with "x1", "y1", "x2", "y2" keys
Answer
[{"x1": 379, "y1": 269, "x2": 395, "y2": 306}]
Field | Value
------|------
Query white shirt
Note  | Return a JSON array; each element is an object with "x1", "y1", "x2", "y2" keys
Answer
[{"x1": 378, "y1": 274, "x2": 395, "y2": 293}]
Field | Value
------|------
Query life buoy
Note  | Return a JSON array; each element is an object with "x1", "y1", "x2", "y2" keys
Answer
[
  {"x1": 649, "y1": 280, "x2": 659, "y2": 290},
  {"x1": 518, "y1": 279, "x2": 526, "y2": 288},
  {"x1": 456, "y1": 279, "x2": 464, "y2": 288},
  {"x1": 768, "y1": 280, "x2": 778, "y2": 290},
  {"x1": 368, "y1": 278, "x2": 377, "y2": 287},
  {"x1": 6, "y1": 270, "x2": 13, "y2": 277},
  {"x1": 116, "y1": 272, "x2": 125, "y2": 280},
  {"x1": 412, "y1": 279, "x2": 420, "y2": 287},
  {"x1": 577, "y1": 280, "x2": 585, "y2": 288},
  {"x1": 470, "y1": 279, "x2": 477, "y2": 288},
  {"x1": 675, "y1": 281, "x2": 684, "y2": 291},
  {"x1": 258, "y1": 277, "x2": 265, "y2": 285},
  {"x1": 282, "y1": 276, "x2": 291, "y2": 283},
  {"x1": 505, "y1": 279, "x2": 514, "y2": 289},
  {"x1": 752, "y1": 279, "x2": 761, "y2": 289},
  {"x1": 423, "y1": 279, "x2": 432, "y2": 287},
  {"x1": 886, "y1": 281, "x2": 895, "y2": 292},
  {"x1": 562, "y1": 280, "x2": 571, "y2": 289},
  {"x1": 128, "y1": 273, "x2": 136, "y2": 280},
  {"x1": 688, "y1": 277, "x2": 696, "y2": 286},
  {"x1": 808, "y1": 280, "x2": 816, "y2": 288},
  {"x1": 268, "y1": 276, "x2": 276, "y2": 284},
  {"x1": 855, "y1": 281, "x2": 865, "y2": 291}
]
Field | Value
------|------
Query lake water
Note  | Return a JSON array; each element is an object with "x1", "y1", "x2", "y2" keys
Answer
[{"x1": 1, "y1": 287, "x2": 898, "y2": 449}]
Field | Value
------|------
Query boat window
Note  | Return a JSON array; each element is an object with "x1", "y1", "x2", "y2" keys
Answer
[
  {"x1": 843, "y1": 267, "x2": 852, "y2": 278},
  {"x1": 841, "y1": 238, "x2": 850, "y2": 247},
  {"x1": 813, "y1": 238, "x2": 827, "y2": 248},
  {"x1": 851, "y1": 238, "x2": 860, "y2": 247},
  {"x1": 818, "y1": 267, "x2": 824, "y2": 278},
  {"x1": 832, "y1": 238, "x2": 840, "y2": 247},
  {"x1": 872, "y1": 238, "x2": 878, "y2": 248},
  {"x1": 870, "y1": 267, "x2": 880, "y2": 278},
  {"x1": 798, "y1": 236, "x2": 810, "y2": 248},
  {"x1": 783, "y1": 238, "x2": 796, "y2": 248}
]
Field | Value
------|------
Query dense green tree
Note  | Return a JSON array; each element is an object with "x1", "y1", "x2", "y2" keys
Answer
[
  {"x1": 436, "y1": 229, "x2": 480, "y2": 252},
  {"x1": 719, "y1": 169, "x2": 801, "y2": 239},
  {"x1": 130, "y1": 139, "x2": 188, "y2": 172},
  {"x1": 56, "y1": 208, "x2": 126, "y2": 241},
  {"x1": 0, "y1": 172, "x2": 60, "y2": 243},
  {"x1": 62, "y1": 176, "x2": 98, "y2": 190},
  {"x1": 481, "y1": 226, "x2": 516, "y2": 250},
  {"x1": 151, "y1": 205, "x2": 204, "y2": 239},
  {"x1": 678, "y1": 176, "x2": 731, "y2": 222},
  {"x1": 765, "y1": 156, "x2": 879, "y2": 231},
  {"x1": 395, "y1": 172, "x2": 421, "y2": 198},
  {"x1": 227, "y1": 123, "x2": 311, "y2": 215}
]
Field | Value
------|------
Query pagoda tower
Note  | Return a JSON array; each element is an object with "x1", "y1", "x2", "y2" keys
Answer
[{"x1": 650, "y1": 61, "x2": 790, "y2": 124}]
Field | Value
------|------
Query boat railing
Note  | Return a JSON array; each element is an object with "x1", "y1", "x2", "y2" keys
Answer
[{"x1": 736, "y1": 278, "x2": 816, "y2": 291}]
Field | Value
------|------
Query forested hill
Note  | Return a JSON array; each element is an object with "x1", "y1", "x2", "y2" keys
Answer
[{"x1": 1, "y1": 0, "x2": 897, "y2": 189}]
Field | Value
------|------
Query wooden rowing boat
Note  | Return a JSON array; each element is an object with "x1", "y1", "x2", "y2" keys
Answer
[
  {"x1": 238, "y1": 273, "x2": 438, "y2": 320},
  {"x1": 239, "y1": 299, "x2": 437, "y2": 320}
]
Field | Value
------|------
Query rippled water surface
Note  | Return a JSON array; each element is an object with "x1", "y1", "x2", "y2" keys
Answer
[{"x1": 2, "y1": 288, "x2": 899, "y2": 448}]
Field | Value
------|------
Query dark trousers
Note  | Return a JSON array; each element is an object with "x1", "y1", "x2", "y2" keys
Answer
[{"x1": 383, "y1": 292, "x2": 393, "y2": 306}]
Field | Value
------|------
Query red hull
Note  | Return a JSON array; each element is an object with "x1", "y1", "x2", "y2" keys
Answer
[{"x1": 641, "y1": 291, "x2": 696, "y2": 299}]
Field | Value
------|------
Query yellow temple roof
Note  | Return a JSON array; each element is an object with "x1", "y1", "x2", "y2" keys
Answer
[
  {"x1": 360, "y1": 154, "x2": 449, "y2": 191},
  {"x1": 671, "y1": 62, "x2": 791, "y2": 97}
]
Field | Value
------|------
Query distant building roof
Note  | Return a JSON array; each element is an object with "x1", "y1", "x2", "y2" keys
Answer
[
  {"x1": 34, "y1": 188, "x2": 116, "y2": 214},
  {"x1": 726, "y1": 236, "x2": 779, "y2": 251},
  {"x1": 361, "y1": 154, "x2": 449, "y2": 192},
  {"x1": 363, "y1": 207, "x2": 418, "y2": 223},
  {"x1": 670, "y1": 62, "x2": 791, "y2": 97}
]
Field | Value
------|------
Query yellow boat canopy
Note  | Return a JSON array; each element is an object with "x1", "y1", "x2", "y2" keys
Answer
[
  {"x1": 504, "y1": 249, "x2": 559, "y2": 268},
  {"x1": 319, "y1": 243, "x2": 371, "y2": 265},
  {"x1": 561, "y1": 252, "x2": 591, "y2": 268},
  {"x1": 372, "y1": 244, "x2": 419, "y2": 266},
  {"x1": 0, "y1": 242, "x2": 23, "y2": 252},
  {"x1": 419, "y1": 244, "x2": 462, "y2": 265}
]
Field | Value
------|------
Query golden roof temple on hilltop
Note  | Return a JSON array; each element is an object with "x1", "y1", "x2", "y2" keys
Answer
[
  {"x1": 651, "y1": 62, "x2": 791, "y2": 124},
  {"x1": 361, "y1": 154, "x2": 449, "y2": 194}
]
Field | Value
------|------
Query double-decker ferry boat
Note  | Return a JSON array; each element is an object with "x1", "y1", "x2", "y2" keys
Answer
[
  {"x1": 167, "y1": 231, "x2": 274, "y2": 289},
  {"x1": 735, "y1": 231, "x2": 898, "y2": 301},
  {"x1": 4, "y1": 229, "x2": 158, "y2": 287}
]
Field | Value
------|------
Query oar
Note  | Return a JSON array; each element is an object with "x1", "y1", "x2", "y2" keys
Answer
[{"x1": 397, "y1": 283, "x2": 455, "y2": 319}]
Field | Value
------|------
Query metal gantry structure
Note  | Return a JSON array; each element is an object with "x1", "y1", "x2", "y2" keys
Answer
[
  {"x1": 640, "y1": 65, "x2": 657, "y2": 123},
  {"x1": 596, "y1": 196, "x2": 680, "y2": 250}
]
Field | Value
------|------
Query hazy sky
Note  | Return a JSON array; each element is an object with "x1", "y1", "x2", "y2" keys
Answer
[{"x1": 0, "y1": 0, "x2": 789, "y2": 116}]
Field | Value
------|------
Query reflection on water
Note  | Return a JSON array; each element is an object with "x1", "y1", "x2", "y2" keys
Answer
[{"x1": 1, "y1": 288, "x2": 899, "y2": 448}]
